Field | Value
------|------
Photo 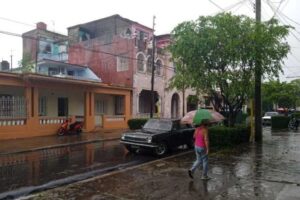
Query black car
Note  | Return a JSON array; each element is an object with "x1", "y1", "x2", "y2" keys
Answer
[{"x1": 120, "y1": 118, "x2": 195, "y2": 156}]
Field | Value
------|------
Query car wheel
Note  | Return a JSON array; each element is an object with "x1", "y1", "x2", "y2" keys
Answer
[
  {"x1": 76, "y1": 128, "x2": 82, "y2": 135},
  {"x1": 125, "y1": 145, "x2": 136, "y2": 153},
  {"x1": 155, "y1": 143, "x2": 168, "y2": 156},
  {"x1": 57, "y1": 128, "x2": 65, "y2": 136}
]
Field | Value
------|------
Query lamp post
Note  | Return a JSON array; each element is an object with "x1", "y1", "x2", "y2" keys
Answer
[{"x1": 150, "y1": 15, "x2": 156, "y2": 118}]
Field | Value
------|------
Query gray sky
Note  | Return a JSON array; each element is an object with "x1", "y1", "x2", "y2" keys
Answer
[{"x1": 0, "y1": 0, "x2": 299, "y2": 81}]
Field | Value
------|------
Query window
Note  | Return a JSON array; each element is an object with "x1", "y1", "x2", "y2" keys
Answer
[
  {"x1": 115, "y1": 96, "x2": 124, "y2": 115},
  {"x1": 137, "y1": 54, "x2": 144, "y2": 72},
  {"x1": 0, "y1": 95, "x2": 12, "y2": 117},
  {"x1": 147, "y1": 56, "x2": 152, "y2": 73},
  {"x1": 95, "y1": 100, "x2": 106, "y2": 114},
  {"x1": 156, "y1": 60, "x2": 162, "y2": 75},
  {"x1": 67, "y1": 70, "x2": 74, "y2": 76},
  {"x1": 39, "y1": 96, "x2": 47, "y2": 116},
  {"x1": 117, "y1": 56, "x2": 128, "y2": 72}
]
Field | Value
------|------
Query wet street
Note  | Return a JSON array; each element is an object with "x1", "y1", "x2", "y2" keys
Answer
[
  {"x1": 24, "y1": 127, "x2": 300, "y2": 200},
  {"x1": 0, "y1": 140, "x2": 158, "y2": 199}
]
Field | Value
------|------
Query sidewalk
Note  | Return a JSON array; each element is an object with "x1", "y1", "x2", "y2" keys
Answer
[
  {"x1": 27, "y1": 128, "x2": 300, "y2": 200},
  {"x1": 0, "y1": 129, "x2": 126, "y2": 155}
]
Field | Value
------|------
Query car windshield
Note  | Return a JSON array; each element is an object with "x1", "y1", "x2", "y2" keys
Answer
[
  {"x1": 265, "y1": 112, "x2": 278, "y2": 116},
  {"x1": 143, "y1": 119, "x2": 172, "y2": 131}
]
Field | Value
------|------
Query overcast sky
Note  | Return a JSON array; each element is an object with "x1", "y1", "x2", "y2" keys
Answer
[{"x1": 0, "y1": 0, "x2": 299, "y2": 81}]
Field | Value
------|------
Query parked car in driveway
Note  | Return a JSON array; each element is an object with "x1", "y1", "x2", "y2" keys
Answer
[
  {"x1": 262, "y1": 111, "x2": 279, "y2": 125},
  {"x1": 120, "y1": 118, "x2": 195, "y2": 156}
]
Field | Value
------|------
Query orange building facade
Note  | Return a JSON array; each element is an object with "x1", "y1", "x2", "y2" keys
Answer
[{"x1": 0, "y1": 71, "x2": 131, "y2": 140}]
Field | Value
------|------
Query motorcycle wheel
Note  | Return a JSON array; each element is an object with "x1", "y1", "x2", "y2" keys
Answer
[
  {"x1": 76, "y1": 128, "x2": 82, "y2": 134},
  {"x1": 58, "y1": 128, "x2": 65, "y2": 136}
]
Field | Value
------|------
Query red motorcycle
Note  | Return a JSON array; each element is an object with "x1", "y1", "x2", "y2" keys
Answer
[{"x1": 57, "y1": 119, "x2": 83, "y2": 136}]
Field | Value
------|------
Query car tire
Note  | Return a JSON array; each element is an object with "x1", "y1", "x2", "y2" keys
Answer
[
  {"x1": 154, "y1": 142, "x2": 168, "y2": 156},
  {"x1": 125, "y1": 145, "x2": 136, "y2": 153},
  {"x1": 57, "y1": 128, "x2": 65, "y2": 136},
  {"x1": 76, "y1": 128, "x2": 82, "y2": 135}
]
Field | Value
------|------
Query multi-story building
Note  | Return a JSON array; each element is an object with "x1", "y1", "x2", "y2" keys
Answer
[
  {"x1": 0, "y1": 22, "x2": 132, "y2": 140},
  {"x1": 68, "y1": 14, "x2": 199, "y2": 119},
  {"x1": 23, "y1": 22, "x2": 69, "y2": 63}
]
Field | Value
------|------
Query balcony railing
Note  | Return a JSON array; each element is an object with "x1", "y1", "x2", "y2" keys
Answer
[{"x1": 39, "y1": 117, "x2": 69, "y2": 125}]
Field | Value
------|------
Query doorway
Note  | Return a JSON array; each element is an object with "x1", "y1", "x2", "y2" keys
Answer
[{"x1": 58, "y1": 97, "x2": 68, "y2": 117}]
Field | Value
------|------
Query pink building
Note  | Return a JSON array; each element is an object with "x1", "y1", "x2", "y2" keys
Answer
[{"x1": 68, "y1": 15, "x2": 199, "y2": 118}]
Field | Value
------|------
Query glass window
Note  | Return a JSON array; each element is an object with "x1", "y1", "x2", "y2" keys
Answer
[
  {"x1": 147, "y1": 56, "x2": 152, "y2": 73},
  {"x1": 137, "y1": 54, "x2": 144, "y2": 72},
  {"x1": 117, "y1": 56, "x2": 128, "y2": 72},
  {"x1": 156, "y1": 60, "x2": 162, "y2": 75}
]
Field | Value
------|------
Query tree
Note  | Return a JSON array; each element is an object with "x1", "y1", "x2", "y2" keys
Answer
[
  {"x1": 19, "y1": 53, "x2": 35, "y2": 72},
  {"x1": 169, "y1": 13, "x2": 290, "y2": 126},
  {"x1": 262, "y1": 80, "x2": 300, "y2": 111}
]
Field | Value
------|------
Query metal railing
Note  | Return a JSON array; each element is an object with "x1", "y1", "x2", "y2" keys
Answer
[
  {"x1": 0, "y1": 96, "x2": 27, "y2": 118},
  {"x1": 0, "y1": 96, "x2": 27, "y2": 126}
]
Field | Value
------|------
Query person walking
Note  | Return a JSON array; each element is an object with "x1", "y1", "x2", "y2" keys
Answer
[{"x1": 188, "y1": 121, "x2": 210, "y2": 180}]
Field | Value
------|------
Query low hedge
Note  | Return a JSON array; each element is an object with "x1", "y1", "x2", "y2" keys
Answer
[
  {"x1": 208, "y1": 125, "x2": 250, "y2": 148},
  {"x1": 127, "y1": 118, "x2": 148, "y2": 130},
  {"x1": 271, "y1": 116, "x2": 290, "y2": 130}
]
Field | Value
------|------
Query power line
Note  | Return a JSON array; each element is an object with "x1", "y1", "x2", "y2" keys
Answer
[
  {"x1": 210, "y1": 0, "x2": 248, "y2": 15},
  {"x1": 0, "y1": 16, "x2": 35, "y2": 27},
  {"x1": 208, "y1": 0, "x2": 225, "y2": 11},
  {"x1": 265, "y1": 0, "x2": 300, "y2": 42},
  {"x1": 272, "y1": 0, "x2": 285, "y2": 18}
]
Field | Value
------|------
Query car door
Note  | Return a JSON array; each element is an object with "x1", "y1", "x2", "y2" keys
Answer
[{"x1": 170, "y1": 121, "x2": 184, "y2": 147}]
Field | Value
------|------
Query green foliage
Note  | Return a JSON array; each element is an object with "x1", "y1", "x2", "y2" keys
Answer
[
  {"x1": 271, "y1": 115, "x2": 290, "y2": 130},
  {"x1": 19, "y1": 53, "x2": 35, "y2": 72},
  {"x1": 262, "y1": 80, "x2": 300, "y2": 111},
  {"x1": 127, "y1": 118, "x2": 148, "y2": 130},
  {"x1": 169, "y1": 13, "x2": 291, "y2": 127},
  {"x1": 209, "y1": 125, "x2": 250, "y2": 148},
  {"x1": 187, "y1": 95, "x2": 199, "y2": 104}
]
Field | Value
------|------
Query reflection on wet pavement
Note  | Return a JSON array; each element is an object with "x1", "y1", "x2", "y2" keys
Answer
[
  {"x1": 0, "y1": 140, "x2": 155, "y2": 198},
  {"x1": 27, "y1": 128, "x2": 300, "y2": 200}
]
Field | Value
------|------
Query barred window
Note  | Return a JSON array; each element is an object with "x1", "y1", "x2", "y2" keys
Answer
[
  {"x1": 115, "y1": 96, "x2": 124, "y2": 115},
  {"x1": 39, "y1": 96, "x2": 47, "y2": 116},
  {"x1": 137, "y1": 54, "x2": 144, "y2": 72},
  {"x1": 95, "y1": 100, "x2": 106, "y2": 114}
]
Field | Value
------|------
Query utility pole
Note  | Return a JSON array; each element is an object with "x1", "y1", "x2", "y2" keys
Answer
[
  {"x1": 255, "y1": 0, "x2": 262, "y2": 141},
  {"x1": 150, "y1": 16, "x2": 156, "y2": 118},
  {"x1": 10, "y1": 49, "x2": 13, "y2": 71}
]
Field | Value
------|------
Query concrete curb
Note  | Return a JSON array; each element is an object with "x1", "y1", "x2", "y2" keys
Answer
[{"x1": 0, "y1": 136, "x2": 121, "y2": 156}]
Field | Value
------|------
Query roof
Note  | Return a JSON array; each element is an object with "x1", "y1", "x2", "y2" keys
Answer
[
  {"x1": 38, "y1": 59, "x2": 88, "y2": 69},
  {"x1": 68, "y1": 14, "x2": 153, "y2": 31}
]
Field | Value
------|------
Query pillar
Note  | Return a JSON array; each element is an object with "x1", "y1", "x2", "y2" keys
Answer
[{"x1": 84, "y1": 91, "x2": 95, "y2": 131}]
